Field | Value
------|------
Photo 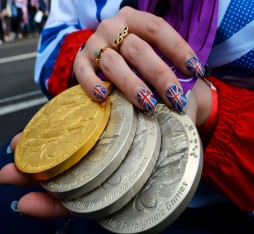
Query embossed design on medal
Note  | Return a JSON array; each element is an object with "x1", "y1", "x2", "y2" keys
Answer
[
  {"x1": 62, "y1": 108, "x2": 161, "y2": 218},
  {"x1": 98, "y1": 104, "x2": 203, "y2": 233},
  {"x1": 41, "y1": 89, "x2": 138, "y2": 199},
  {"x1": 14, "y1": 83, "x2": 112, "y2": 180}
]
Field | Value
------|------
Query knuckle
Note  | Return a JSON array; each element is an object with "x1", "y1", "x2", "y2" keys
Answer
[
  {"x1": 74, "y1": 65, "x2": 85, "y2": 80},
  {"x1": 100, "y1": 50, "x2": 118, "y2": 72},
  {"x1": 152, "y1": 65, "x2": 169, "y2": 84},
  {"x1": 97, "y1": 18, "x2": 113, "y2": 33},
  {"x1": 117, "y1": 6, "x2": 134, "y2": 18},
  {"x1": 146, "y1": 16, "x2": 165, "y2": 38},
  {"x1": 73, "y1": 58, "x2": 84, "y2": 75},
  {"x1": 83, "y1": 74, "x2": 94, "y2": 87},
  {"x1": 173, "y1": 39, "x2": 187, "y2": 57},
  {"x1": 123, "y1": 35, "x2": 146, "y2": 62}
]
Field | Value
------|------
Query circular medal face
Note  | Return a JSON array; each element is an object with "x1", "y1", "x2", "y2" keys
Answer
[
  {"x1": 98, "y1": 104, "x2": 203, "y2": 233},
  {"x1": 41, "y1": 89, "x2": 137, "y2": 199},
  {"x1": 14, "y1": 84, "x2": 112, "y2": 180},
  {"x1": 62, "y1": 108, "x2": 161, "y2": 218}
]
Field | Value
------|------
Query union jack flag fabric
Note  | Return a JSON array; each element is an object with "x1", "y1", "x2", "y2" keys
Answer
[
  {"x1": 187, "y1": 56, "x2": 205, "y2": 79},
  {"x1": 93, "y1": 85, "x2": 107, "y2": 100},
  {"x1": 208, "y1": 0, "x2": 254, "y2": 89},
  {"x1": 137, "y1": 88, "x2": 157, "y2": 111},
  {"x1": 165, "y1": 84, "x2": 187, "y2": 111}
]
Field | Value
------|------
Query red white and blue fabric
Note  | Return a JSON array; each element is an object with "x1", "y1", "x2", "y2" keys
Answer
[
  {"x1": 21, "y1": 0, "x2": 254, "y2": 214},
  {"x1": 208, "y1": 0, "x2": 254, "y2": 89},
  {"x1": 34, "y1": 0, "x2": 125, "y2": 98},
  {"x1": 35, "y1": 0, "x2": 219, "y2": 98}
]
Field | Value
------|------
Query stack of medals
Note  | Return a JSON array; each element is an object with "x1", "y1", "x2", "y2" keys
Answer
[{"x1": 14, "y1": 83, "x2": 203, "y2": 233}]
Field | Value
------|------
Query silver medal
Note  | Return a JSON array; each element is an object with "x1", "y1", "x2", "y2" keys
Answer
[
  {"x1": 98, "y1": 104, "x2": 203, "y2": 233},
  {"x1": 41, "y1": 89, "x2": 137, "y2": 200},
  {"x1": 62, "y1": 109, "x2": 161, "y2": 218}
]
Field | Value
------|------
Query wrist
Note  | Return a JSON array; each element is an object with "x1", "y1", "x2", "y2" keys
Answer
[
  {"x1": 197, "y1": 78, "x2": 219, "y2": 145},
  {"x1": 193, "y1": 78, "x2": 213, "y2": 128}
]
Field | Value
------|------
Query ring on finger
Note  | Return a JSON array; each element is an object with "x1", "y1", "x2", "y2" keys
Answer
[
  {"x1": 94, "y1": 45, "x2": 111, "y2": 67},
  {"x1": 114, "y1": 27, "x2": 129, "y2": 50}
]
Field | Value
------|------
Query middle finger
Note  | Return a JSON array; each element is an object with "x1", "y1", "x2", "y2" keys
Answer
[
  {"x1": 92, "y1": 45, "x2": 158, "y2": 111},
  {"x1": 118, "y1": 33, "x2": 188, "y2": 111},
  {"x1": 93, "y1": 21, "x2": 187, "y2": 110}
]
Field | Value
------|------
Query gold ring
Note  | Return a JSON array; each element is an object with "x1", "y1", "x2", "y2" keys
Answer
[
  {"x1": 94, "y1": 45, "x2": 111, "y2": 66},
  {"x1": 114, "y1": 27, "x2": 129, "y2": 50}
]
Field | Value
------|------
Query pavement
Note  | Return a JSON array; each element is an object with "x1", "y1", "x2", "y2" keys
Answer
[{"x1": 0, "y1": 37, "x2": 47, "y2": 146}]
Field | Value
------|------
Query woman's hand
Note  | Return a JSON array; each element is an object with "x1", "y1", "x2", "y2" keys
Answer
[
  {"x1": 0, "y1": 7, "x2": 210, "y2": 219},
  {"x1": 73, "y1": 6, "x2": 205, "y2": 112},
  {"x1": 0, "y1": 133, "x2": 70, "y2": 218}
]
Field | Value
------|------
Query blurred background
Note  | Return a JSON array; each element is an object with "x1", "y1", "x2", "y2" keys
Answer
[{"x1": 0, "y1": 0, "x2": 50, "y2": 145}]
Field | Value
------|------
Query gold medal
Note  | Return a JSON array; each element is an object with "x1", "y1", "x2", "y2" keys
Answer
[{"x1": 14, "y1": 83, "x2": 112, "y2": 180}]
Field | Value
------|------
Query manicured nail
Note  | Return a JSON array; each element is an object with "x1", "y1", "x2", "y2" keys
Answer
[
  {"x1": 93, "y1": 84, "x2": 107, "y2": 100},
  {"x1": 10, "y1": 201, "x2": 23, "y2": 215},
  {"x1": 6, "y1": 145, "x2": 13, "y2": 154},
  {"x1": 186, "y1": 56, "x2": 205, "y2": 79},
  {"x1": 165, "y1": 83, "x2": 187, "y2": 111},
  {"x1": 137, "y1": 88, "x2": 157, "y2": 111}
]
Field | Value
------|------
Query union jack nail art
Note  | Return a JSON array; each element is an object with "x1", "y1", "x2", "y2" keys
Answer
[
  {"x1": 186, "y1": 56, "x2": 205, "y2": 79},
  {"x1": 93, "y1": 85, "x2": 107, "y2": 100},
  {"x1": 137, "y1": 88, "x2": 157, "y2": 111},
  {"x1": 165, "y1": 84, "x2": 187, "y2": 111}
]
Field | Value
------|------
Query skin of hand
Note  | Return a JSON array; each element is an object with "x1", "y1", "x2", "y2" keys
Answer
[
  {"x1": 73, "y1": 6, "x2": 206, "y2": 112},
  {"x1": 0, "y1": 133, "x2": 70, "y2": 218},
  {"x1": 0, "y1": 79, "x2": 211, "y2": 218},
  {"x1": 0, "y1": 6, "x2": 212, "y2": 218},
  {"x1": 186, "y1": 78, "x2": 212, "y2": 128}
]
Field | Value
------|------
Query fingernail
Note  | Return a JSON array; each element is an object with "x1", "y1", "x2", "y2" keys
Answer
[
  {"x1": 93, "y1": 84, "x2": 107, "y2": 100},
  {"x1": 186, "y1": 55, "x2": 205, "y2": 79},
  {"x1": 10, "y1": 201, "x2": 23, "y2": 215},
  {"x1": 165, "y1": 83, "x2": 187, "y2": 111},
  {"x1": 137, "y1": 87, "x2": 157, "y2": 111},
  {"x1": 7, "y1": 145, "x2": 13, "y2": 154}
]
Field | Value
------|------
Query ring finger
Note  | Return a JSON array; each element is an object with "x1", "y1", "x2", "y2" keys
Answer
[
  {"x1": 93, "y1": 23, "x2": 187, "y2": 111},
  {"x1": 75, "y1": 40, "x2": 158, "y2": 111},
  {"x1": 95, "y1": 46, "x2": 158, "y2": 111},
  {"x1": 115, "y1": 32, "x2": 188, "y2": 111}
]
